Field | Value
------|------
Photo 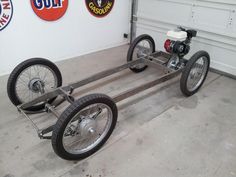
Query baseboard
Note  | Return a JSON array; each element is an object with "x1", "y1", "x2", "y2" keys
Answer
[{"x1": 210, "y1": 68, "x2": 236, "y2": 80}]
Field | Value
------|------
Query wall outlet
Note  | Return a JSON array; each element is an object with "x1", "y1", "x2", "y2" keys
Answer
[{"x1": 123, "y1": 33, "x2": 129, "y2": 38}]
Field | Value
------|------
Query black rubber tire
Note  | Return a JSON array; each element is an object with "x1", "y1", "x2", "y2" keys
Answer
[
  {"x1": 7, "y1": 58, "x2": 62, "y2": 111},
  {"x1": 127, "y1": 34, "x2": 155, "y2": 73},
  {"x1": 180, "y1": 51, "x2": 210, "y2": 96},
  {"x1": 52, "y1": 94, "x2": 118, "y2": 160}
]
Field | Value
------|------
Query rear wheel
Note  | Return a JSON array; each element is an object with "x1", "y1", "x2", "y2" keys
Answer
[
  {"x1": 7, "y1": 58, "x2": 62, "y2": 111},
  {"x1": 127, "y1": 34, "x2": 155, "y2": 73},
  {"x1": 52, "y1": 94, "x2": 118, "y2": 160},
  {"x1": 180, "y1": 51, "x2": 210, "y2": 96}
]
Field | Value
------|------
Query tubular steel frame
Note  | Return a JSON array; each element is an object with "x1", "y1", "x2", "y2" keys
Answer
[{"x1": 17, "y1": 51, "x2": 185, "y2": 139}]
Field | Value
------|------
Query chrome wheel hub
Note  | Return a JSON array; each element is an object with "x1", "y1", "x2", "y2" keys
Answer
[
  {"x1": 15, "y1": 64, "x2": 58, "y2": 103},
  {"x1": 28, "y1": 78, "x2": 45, "y2": 93},
  {"x1": 62, "y1": 103, "x2": 113, "y2": 154},
  {"x1": 137, "y1": 47, "x2": 150, "y2": 58},
  {"x1": 79, "y1": 117, "x2": 97, "y2": 137}
]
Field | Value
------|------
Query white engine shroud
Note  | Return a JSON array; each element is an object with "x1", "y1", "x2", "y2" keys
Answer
[{"x1": 167, "y1": 30, "x2": 187, "y2": 41}]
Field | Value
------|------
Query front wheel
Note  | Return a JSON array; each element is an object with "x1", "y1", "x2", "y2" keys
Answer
[
  {"x1": 52, "y1": 94, "x2": 118, "y2": 160},
  {"x1": 127, "y1": 34, "x2": 155, "y2": 73},
  {"x1": 180, "y1": 51, "x2": 210, "y2": 96}
]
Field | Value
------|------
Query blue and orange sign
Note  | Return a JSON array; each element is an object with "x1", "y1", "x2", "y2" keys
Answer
[
  {"x1": 0, "y1": 0, "x2": 13, "y2": 31},
  {"x1": 31, "y1": 0, "x2": 68, "y2": 21}
]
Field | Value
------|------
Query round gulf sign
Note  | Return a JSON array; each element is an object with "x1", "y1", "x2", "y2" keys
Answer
[
  {"x1": 85, "y1": 0, "x2": 115, "y2": 18},
  {"x1": 31, "y1": 0, "x2": 68, "y2": 21},
  {"x1": 0, "y1": 0, "x2": 13, "y2": 31}
]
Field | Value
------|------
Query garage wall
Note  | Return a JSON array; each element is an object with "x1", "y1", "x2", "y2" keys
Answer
[
  {"x1": 135, "y1": 0, "x2": 236, "y2": 76},
  {"x1": 0, "y1": 0, "x2": 131, "y2": 76}
]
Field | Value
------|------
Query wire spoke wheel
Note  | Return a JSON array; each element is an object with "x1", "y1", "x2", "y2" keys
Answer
[
  {"x1": 15, "y1": 65, "x2": 58, "y2": 104},
  {"x1": 7, "y1": 58, "x2": 62, "y2": 111},
  {"x1": 127, "y1": 34, "x2": 155, "y2": 73},
  {"x1": 52, "y1": 94, "x2": 118, "y2": 160},
  {"x1": 186, "y1": 57, "x2": 208, "y2": 92},
  {"x1": 180, "y1": 51, "x2": 210, "y2": 96},
  {"x1": 62, "y1": 103, "x2": 113, "y2": 154},
  {"x1": 131, "y1": 40, "x2": 153, "y2": 69}
]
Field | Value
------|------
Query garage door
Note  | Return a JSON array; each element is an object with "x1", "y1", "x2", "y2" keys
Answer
[{"x1": 132, "y1": 0, "x2": 236, "y2": 76}]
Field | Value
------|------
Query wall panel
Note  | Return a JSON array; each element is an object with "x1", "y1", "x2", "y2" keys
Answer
[
  {"x1": 0, "y1": 0, "x2": 131, "y2": 76},
  {"x1": 135, "y1": 0, "x2": 236, "y2": 75}
]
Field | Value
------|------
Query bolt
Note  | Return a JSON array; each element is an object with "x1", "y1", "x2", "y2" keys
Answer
[{"x1": 89, "y1": 128, "x2": 95, "y2": 134}]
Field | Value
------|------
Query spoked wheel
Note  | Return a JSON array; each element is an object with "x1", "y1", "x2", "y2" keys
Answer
[
  {"x1": 52, "y1": 94, "x2": 118, "y2": 160},
  {"x1": 7, "y1": 58, "x2": 62, "y2": 111},
  {"x1": 127, "y1": 34, "x2": 155, "y2": 73},
  {"x1": 180, "y1": 51, "x2": 210, "y2": 96}
]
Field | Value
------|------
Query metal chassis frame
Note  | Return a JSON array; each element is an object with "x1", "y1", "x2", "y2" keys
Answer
[{"x1": 17, "y1": 51, "x2": 184, "y2": 139}]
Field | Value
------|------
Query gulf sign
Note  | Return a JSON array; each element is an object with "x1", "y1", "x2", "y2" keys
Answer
[
  {"x1": 31, "y1": 0, "x2": 68, "y2": 21},
  {"x1": 0, "y1": 0, "x2": 13, "y2": 31}
]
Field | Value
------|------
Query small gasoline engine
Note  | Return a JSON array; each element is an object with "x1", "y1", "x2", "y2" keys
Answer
[{"x1": 163, "y1": 27, "x2": 197, "y2": 69}]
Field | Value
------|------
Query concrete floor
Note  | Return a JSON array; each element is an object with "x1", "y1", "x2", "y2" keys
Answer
[{"x1": 0, "y1": 45, "x2": 235, "y2": 177}]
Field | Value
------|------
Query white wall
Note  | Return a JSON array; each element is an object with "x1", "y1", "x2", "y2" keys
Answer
[
  {"x1": 0, "y1": 0, "x2": 131, "y2": 76},
  {"x1": 135, "y1": 0, "x2": 236, "y2": 76}
]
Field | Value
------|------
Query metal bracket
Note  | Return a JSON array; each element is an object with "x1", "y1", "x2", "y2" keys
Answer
[
  {"x1": 38, "y1": 125, "x2": 54, "y2": 139},
  {"x1": 59, "y1": 88, "x2": 75, "y2": 104},
  {"x1": 45, "y1": 103, "x2": 60, "y2": 118}
]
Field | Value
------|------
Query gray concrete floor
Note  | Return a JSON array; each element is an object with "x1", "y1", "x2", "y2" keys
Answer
[{"x1": 0, "y1": 45, "x2": 235, "y2": 177}]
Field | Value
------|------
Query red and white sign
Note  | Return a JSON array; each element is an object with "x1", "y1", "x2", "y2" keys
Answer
[
  {"x1": 0, "y1": 0, "x2": 13, "y2": 31},
  {"x1": 31, "y1": 0, "x2": 68, "y2": 21}
]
